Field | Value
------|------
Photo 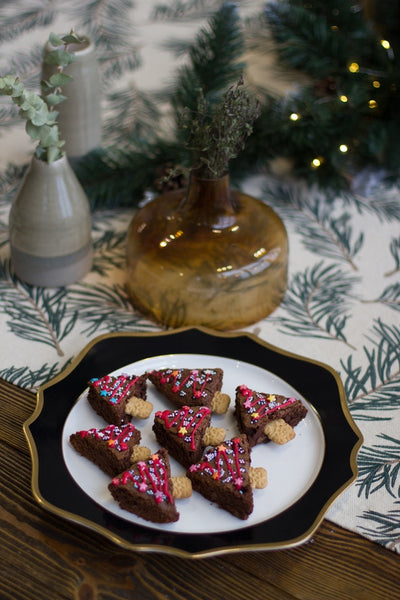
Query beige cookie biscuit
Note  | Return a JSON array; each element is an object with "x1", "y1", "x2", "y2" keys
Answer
[
  {"x1": 125, "y1": 396, "x2": 153, "y2": 419},
  {"x1": 249, "y1": 466, "x2": 268, "y2": 489},
  {"x1": 171, "y1": 476, "x2": 193, "y2": 499},
  {"x1": 211, "y1": 391, "x2": 230, "y2": 414},
  {"x1": 202, "y1": 426, "x2": 226, "y2": 446},
  {"x1": 130, "y1": 445, "x2": 151, "y2": 463},
  {"x1": 264, "y1": 418, "x2": 295, "y2": 444}
]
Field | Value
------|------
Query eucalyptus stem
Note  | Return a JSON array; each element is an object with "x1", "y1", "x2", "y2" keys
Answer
[{"x1": 0, "y1": 30, "x2": 84, "y2": 163}]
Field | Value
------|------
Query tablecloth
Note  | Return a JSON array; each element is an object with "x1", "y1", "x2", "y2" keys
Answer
[{"x1": 1, "y1": 0, "x2": 400, "y2": 554}]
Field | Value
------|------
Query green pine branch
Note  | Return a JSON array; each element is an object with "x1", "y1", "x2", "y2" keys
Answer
[
  {"x1": 91, "y1": 230, "x2": 128, "y2": 275},
  {"x1": 385, "y1": 237, "x2": 400, "y2": 276},
  {"x1": 0, "y1": 2, "x2": 56, "y2": 44},
  {"x1": 264, "y1": 0, "x2": 377, "y2": 79},
  {"x1": 358, "y1": 502, "x2": 400, "y2": 551},
  {"x1": 262, "y1": 180, "x2": 364, "y2": 270},
  {"x1": 364, "y1": 283, "x2": 400, "y2": 312},
  {"x1": 65, "y1": 282, "x2": 158, "y2": 335},
  {"x1": 74, "y1": 140, "x2": 188, "y2": 210},
  {"x1": 340, "y1": 319, "x2": 400, "y2": 420},
  {"x1": 0, "y1": 259, "x2": 78, "y2": 356},
  {"x1": 152, "y1": 1, "x2": 224, "y2": 21},
  {"x1": 169, "y1": 2, "x2": 245, "y2": 117},
  {"x1": 100, "y1": 47, "x2": 141, "y2": 80},
  {"x1": 357, "y1": 433, "x2": 400, "y2": 499},
  {"x1": 0, "y1": 164, "x2": 26, "y2": 207},
  {"x1": 69, "y1": 0, "x2": 136, "y2": 52},
  {"x1": 276, "y1": 261, "x2": 358, "y2": 347},
  {"x1": 0, "y1": 361, "x2": 69, "y2": 391},
  {"x1": 346, "y1": 186, "x2": 400, "y2": 223},
  {"x1": 103, "y1": 87, "x2": 161, "y2": 146}
]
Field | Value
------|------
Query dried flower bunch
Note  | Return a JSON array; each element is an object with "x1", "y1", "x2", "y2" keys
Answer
[
  {"x1": 180, "y1": 77, "x2": 260, "y2": 179},
  {"x1": 0, "y1": 31, "x2": 84, "y2": 163}
]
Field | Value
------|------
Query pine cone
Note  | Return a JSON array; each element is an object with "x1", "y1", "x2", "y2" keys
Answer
[{"x1": 154, "y1": 163, "x2": 187, "y2": 193}]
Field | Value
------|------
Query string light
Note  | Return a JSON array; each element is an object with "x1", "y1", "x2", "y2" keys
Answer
[
  {"x1": 339, "y1": 144, "x2": 348, "y2": 153},
  {"x1": 372, "y1": 80, "x2": 380, "y2": 88},
  {"x1": 368, "y1": 100, "x2": 378, "y2": 109},
  {"x1": 311, "y1": 157, "x2": 324, "y2": 169},
  {"x1": 339, "y1": 95, "x2": 348, "y2": 103},
  {"x1": 349, "y1": 62, "x2": 359, "y2": 73},
  {"x1": 290, "y1": 112, "x2": 300, "y2": 121},
  {"x1": 381, "y1": 40, "x2": 391, "y2": 50}
]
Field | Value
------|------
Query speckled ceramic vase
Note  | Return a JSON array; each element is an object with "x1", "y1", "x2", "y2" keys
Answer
[
  {"x1": 42, "y1": 36, "x2": 102, "y2": 161},
  {"x1": 9, "y1": 154, "x2": 93, "y2": 287},
  {"x1": 126, "y1": 171, "x2": 288, "y2": 330}
]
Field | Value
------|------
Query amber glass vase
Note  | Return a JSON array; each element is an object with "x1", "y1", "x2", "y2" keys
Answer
[{"x1": 126, "y1": 171, "x2": 288, "y2": 330}]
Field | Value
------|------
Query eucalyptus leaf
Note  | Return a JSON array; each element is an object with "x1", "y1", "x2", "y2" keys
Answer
[
  {"x1": 48, "y1": 32, "x2": 65, "y2": 47},
  {"x1": 19, "y1": 106, "x2": 36, "y2": 121},
  {"x1": 39, "y1": 124, "x2": 60, "y2": 147},
  {"x1": 46, "y1": 111, "x2": 59, "y2": 123},
  {"x1": 0, "y1": 74, "x2": 17, "y2": 90},
  {"x1": 61, "y1": 33, "x2": 84, "y2": 44},
  {"x1": 44, "y1": 49, "x2": 76, "y2": 68},
  {"x1": 47, "y1": 145, "x2": 62, "y2": 163},
  {"x1": 44, "y1": 93, "x2": 67, "y2": 106},
  {"x1": 10, "y1": 80, "x2": 25, "y2": 98},
  {"x1": 40, "y1": 79, "x2": 53, "y2": 90},
  {"x1": 25, "y1": 121, "x2": 43, "y2": 141},
  {"x1": 48, "y1": 72, "x2": 73, "y2": 87},
  {"x1": 30, "y1": 105, "x2": 51, "y2": 126}
]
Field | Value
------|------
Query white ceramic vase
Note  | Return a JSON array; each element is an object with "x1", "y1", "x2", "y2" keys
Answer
[
  {"x1": 9, "y1": 154, "x2": 93, "y2": 287},
  {"x1": 42, "y1": 36, "x2": 102, "y2": 161}
]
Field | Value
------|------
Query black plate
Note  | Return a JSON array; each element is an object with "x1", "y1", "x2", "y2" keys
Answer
[{"x1": 23, "y1": 327, "x2": 362, "y2": 558}]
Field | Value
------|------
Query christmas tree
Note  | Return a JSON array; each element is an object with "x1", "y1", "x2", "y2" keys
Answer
[{"x1": 246, "y1": 0, "x2": 400, "y2": 188}]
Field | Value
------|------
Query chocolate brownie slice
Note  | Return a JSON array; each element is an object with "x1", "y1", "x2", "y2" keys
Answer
[
  {"x1": 87, "y1": 373, "x2": 147, "y2": 425},
  {"x1": 187, "y1": 435, "x2": 253, "y2": 520},
  {"x1": 108, "y1": 448, "x2": 179, "y2": 523},
  {"x1": 153, "y1": 405, "x2": 212, "y2": 468},
  {"x1": 234, "y1": 385, "x2": 308, "y2": 447},
  {"x1": 147, "y1": 368, "x2": 223, "y2": 409},
  {"x1": 70, "y1": 423, "x2": 141, "y2": 477}
]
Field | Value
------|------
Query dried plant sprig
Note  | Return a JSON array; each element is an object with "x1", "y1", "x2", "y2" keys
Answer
[{"x1": 180, "y1": 77, "x2": 260, "y2": 179}]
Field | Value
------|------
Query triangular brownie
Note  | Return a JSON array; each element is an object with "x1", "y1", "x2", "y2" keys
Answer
[
  {"x1": 70, "y1": 423, "x2": 141, "y2": 477},
  {"x1": 153, "y1": 405, "x2": 212, "y2": 468},
  {"x1": 234, "y1": 385, "x2": 308, "y2": 447},
  {"x1": 187, "y1": 435, "x2": 253, "y2": 520},
  {"x1": 147, "y1": 368, "x2": 223, "y2": 409},
  {"x1": 87, "y1": 372, "x2": 147, "y2": 425},
  {"x1": 108, "y1": 448, "x2": 179, "y2": 523}
]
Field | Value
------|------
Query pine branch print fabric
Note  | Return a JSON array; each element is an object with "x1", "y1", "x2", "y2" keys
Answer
[
  {"x1": 245, "y1": 178, "x2": 400, "y2": 554},
  {"x1": 1, "y1": 0, "x2": 400, "y2": 554}
]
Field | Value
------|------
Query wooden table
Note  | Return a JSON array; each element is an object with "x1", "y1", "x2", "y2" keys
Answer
[{"x1": 1, "y1": 377, "x2": 399, "y2": 600}]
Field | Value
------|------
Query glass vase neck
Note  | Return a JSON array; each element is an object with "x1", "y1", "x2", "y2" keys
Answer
[{"x1": 181, "y1": 171, "x2": 236, "y2": 228}]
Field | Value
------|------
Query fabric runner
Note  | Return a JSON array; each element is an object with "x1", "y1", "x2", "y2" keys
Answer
[{"x1": 1, "y1": 1, "x2": 400, "y2": 554}]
